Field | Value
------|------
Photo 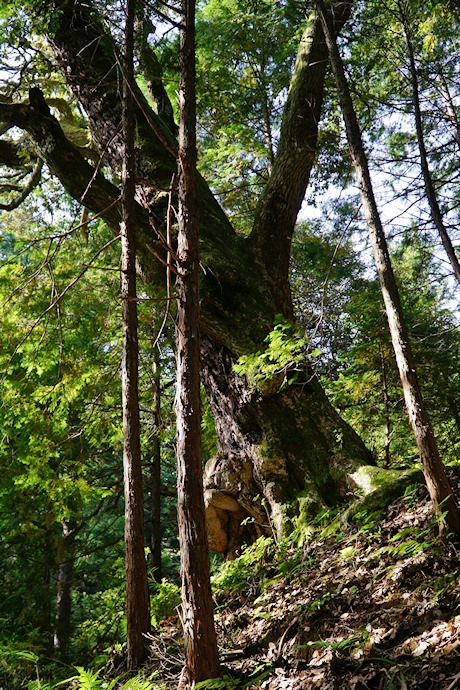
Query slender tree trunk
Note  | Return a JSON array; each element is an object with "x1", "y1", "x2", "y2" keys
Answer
[
  {"x1": 315, "y1": 0, "x2": 460, "y2": 534},
  {"x1": 150, "y1": 345, "x2": 162, "y2": 583},
  {"x1": 379, "y1": 342, "x2": 391, "y2": 469},
  {"x1": 257, "y1": 57, "x2": 275, "y2": 172},
  {"x1": 437, "y1": 70, "x2": 460, "y2": 149},
  {"x1": 176, "y1": 0, "x2": 220, "y2": 684},
  {"x1": 121, "y1": 0, "x2": 151, "y2": 669},
  {"x1": 53, "y1": 519, "x2": 76, "y2": 659},
  {"x1": 398, "y1": 3, "x2": 460, "y2": 286}
]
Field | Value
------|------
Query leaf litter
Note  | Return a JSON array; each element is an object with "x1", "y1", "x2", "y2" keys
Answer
[{"x1": 146, "y1": 467, "x2": 460, "y2": 688}]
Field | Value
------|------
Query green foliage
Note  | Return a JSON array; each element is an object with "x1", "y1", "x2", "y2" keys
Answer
[
  {"x1": 23, "y1": 665, "x2": 162, "y2": 690},
  {"x1": 233, "y1": 318, "x2": 310, "y2": 389},
  {"x1": 194, "y1": 678, "x2": 240, "y2": 689},
  {"x1": 150, "y1": 580, "x2": 181, "y2": 628},
  {"x1": 195, "y1": 0, "x2": 304, "y2": 231},
  {"x1": 212, "y1": 537, "x2": 274, "y2": 594}
]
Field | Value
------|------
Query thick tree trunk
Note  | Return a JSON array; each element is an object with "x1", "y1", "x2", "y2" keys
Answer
[
  {"x1": 201, "y1": 339, "x2": 373, "y2": 553},
  {"x1": 4, "y1": 0, "x2": 379, "y2": 555},
  {"x1": 176, "y1": 0, "x2": 220, "y2": 684},
  {"x1": 121, "y1": 0, "x2": 151, "y2": 669},
  {"x1": 315, "y1": 0, "x2": 460, "y2": 534}
]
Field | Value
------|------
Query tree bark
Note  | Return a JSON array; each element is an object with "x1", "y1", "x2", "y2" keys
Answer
[
  {"x1": 53, "y1": 519, "x2": 76, "y2": 659},
  {"x1": 175, "y1": 0, "x2": 220, "y2": 684},
  {"x1": 379, "y1": 342, "x2": 391, "y2": 469},
  {"x1": 150, "y1": 346, "x2": 162, "y2": 583},
  {"x1": 121, "y1": 0, "x2": 151, "y2": 669},
  {"x1": 437, "y1": 69, "x2": 460, "y2": 149},
  {"x1": 398, "y1": 3, "x2": 460, "y2": 286},
  {"x1": 4, "y1": 0, "x2": 378, "y2": 554},
  {"x1": 315, "y1": 0, "x2": 460, "y2": 534}
]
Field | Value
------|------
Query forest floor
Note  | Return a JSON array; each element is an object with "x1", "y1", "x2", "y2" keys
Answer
[{"x1": 144, "y1": 467, "x2": 460, "y2": 689}]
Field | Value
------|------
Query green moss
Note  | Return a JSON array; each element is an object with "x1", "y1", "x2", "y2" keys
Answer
[
  {"x1": 349, "y1": 465, "x2": 401, "y2": 495},
  {"x1": 350, "y1": 465, "x2": 421, "y2": 496}
]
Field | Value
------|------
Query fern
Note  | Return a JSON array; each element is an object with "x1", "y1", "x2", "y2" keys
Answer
[{"x1": 72, "y1": 667, "x2": 104, "y2": 690}]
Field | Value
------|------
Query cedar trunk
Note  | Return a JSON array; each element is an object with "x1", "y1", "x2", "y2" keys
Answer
[
  {"x1": 176, "y1": 0, "x2": 220, "y2": 683},
  {"x1": 121, "y1": 0, "x2": 151, "y2": 669},
  {"x1": 315, "y1": 0, "x2": 460, "y2": 534},
  {"x1": 150, "y1": 347, "x2": 162, "y2": 583}
]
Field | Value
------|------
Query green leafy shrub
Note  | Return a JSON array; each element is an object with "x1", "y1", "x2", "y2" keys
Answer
[
  {"x1": 212, "y1": 537, "x2": 273, "y2": 594},
  {"x1": 233, "y1": 319, "x2": 312, "y2": 389},
  {"x1": 150, "y1": 580, "x2": 181, "y2": 628}
]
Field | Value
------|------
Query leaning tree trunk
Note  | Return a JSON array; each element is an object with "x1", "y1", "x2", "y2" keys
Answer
[
  {"x1": 3, "y1": 0, "x2": 380, "y2": 557},
  {"x1": 398, "y1": 2, "x2": 460, "y2": 286},
  {"x1": 315, "y1": 0, "x2": 460, "y2": 535}
]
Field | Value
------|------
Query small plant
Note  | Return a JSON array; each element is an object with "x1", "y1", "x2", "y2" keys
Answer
[
  {"x1": 212, "y1": 536, "x2": 273, "y2": 594},
  {"x1": 150, "y1": 579, "x2": 181, "y2": 627},
  {"x1": 402, "y1": 483, "x2": 420, "y2": 508},
  {"x1": 194, "y1": 677, "x2": 240, "y2": 689},
  {"x1": 233, "y1": 318, "x2": 313, "y2": 389}
]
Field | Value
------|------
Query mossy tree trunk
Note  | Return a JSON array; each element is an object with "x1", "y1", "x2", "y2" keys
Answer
[{"x1": 1, "y1": 0, "x2": 377, "y2": 555}]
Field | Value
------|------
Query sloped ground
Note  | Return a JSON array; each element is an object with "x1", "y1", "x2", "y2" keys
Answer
[{"x1": 147, "y1": 468, "x2": 460, "y2": 689}]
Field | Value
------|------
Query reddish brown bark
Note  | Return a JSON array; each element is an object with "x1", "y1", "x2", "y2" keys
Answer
[
  {"x1": 121, "y1": 0, "x2": 151, "y2": 669},
  {"x1": 150, "y1": 346, "x2": 162, "y2": 583},
  {"x1": 175, "y1": 0, "x2": 220, "y2": 684}
]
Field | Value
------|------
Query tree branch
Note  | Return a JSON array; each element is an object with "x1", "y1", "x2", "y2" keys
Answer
[
  {"x1": 0, "y1": 94, "x2": 167, "y2": 285},
  {"x1": 0, "y1": 160, "x2": 43, "y2": 211},
  {"x1": 250, "y1": 1, "x2": 353, "y2": 316}
]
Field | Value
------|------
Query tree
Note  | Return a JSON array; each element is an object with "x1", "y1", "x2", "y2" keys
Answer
[
  {"x1": 341, "y1": 0, "x2": 460, "y2": 290},
  {"x1": 314, "y1": 0, "x2": 460, "y2": 534},
  {"x1": 396, "y1": 0, "x2": 460, "y2": 285},
  {"x1": 149, "y1": 345, "x2": 162, "y2": 583},
  {"x1": 0, "y1": 207, "x2": 127, "y2": 656},
  {"x1": 120, "y1": 0, "x2": 151, "y2": 668},
  {"x1": 175, "y1": 0, "x2": 220, "y2": 683},
  {"x1": 0, "y1": 0, "x2": 376, "y2": 555}
]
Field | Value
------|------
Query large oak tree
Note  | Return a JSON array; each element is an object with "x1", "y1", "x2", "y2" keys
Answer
[{"x1": 0, "y1": 0, "x2": 375, "y2": 555}]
